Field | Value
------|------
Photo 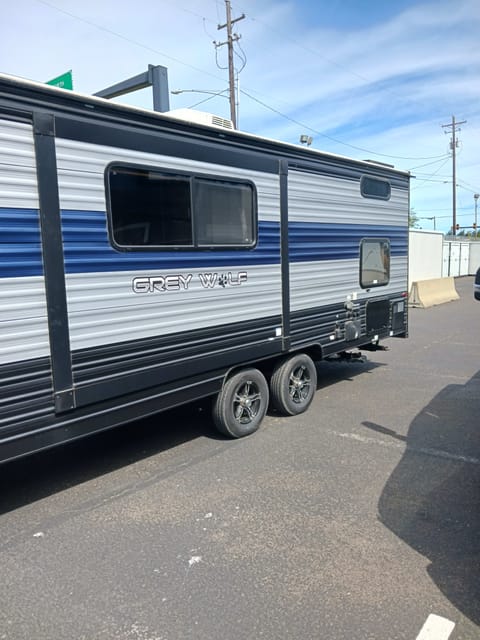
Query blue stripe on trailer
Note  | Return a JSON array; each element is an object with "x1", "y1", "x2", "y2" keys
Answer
[
  {"x1": 60, "y1": 211, "x2": 281, "y2": 273},
  {"x1": 288, "y1": 222, "x2": 408, "y2": 262},
  {"x1": 0, "y1": 209, "x2": 44, "y2": 277},
  {"x1": 0, "y1": 207, "x2": 408, "y2": 278}
]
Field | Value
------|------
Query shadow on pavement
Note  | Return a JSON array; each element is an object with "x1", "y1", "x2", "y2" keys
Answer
[
  {"x1": 315, "y1": 355, "x2": 384, "y2": 390},
  {"x1": 0, "y1": 399, "x2": 217, "y2": 516},
  {"x1": 376, "y1": 370, "x2": 480, "y2": 625}
]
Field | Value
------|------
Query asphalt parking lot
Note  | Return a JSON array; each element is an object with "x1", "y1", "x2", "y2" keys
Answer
[{"x1": 0, "y1": 276, "x2": 478, "y2": 640}]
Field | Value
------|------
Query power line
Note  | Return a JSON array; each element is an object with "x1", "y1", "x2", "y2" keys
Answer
[
  {"x1": 34, "y1": 0, "x2": 225, "y2": 83},
  {"x1": 410, "y1": 157, "x2": 451, "y2": 189},
  {"x1": 409, "y1": 156, "x2": 451, "y2": 171},
  {"x1": 457, "y1": 177, "x2": 480, "y2": 193},
  {"x1": 411, "y1": 178, "x2": 449, "y2": 184},
  {"x1": 235, "y1": 2, "x2": 452, "y2": 123},
  {"x1": 239, "y1": 88, "x2": 448, "y2": 161},
  {"x1": 186, "y1": 89, "x2": 229, "y2": 109},
  {"x1": 414, "y1": 206, "x2": 472, "y2": 213}
]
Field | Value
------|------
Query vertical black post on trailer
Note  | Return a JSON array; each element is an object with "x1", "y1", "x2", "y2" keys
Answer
[
  {"x1": 33, "y1": 111, "x2": 75, "y2": 413},
  {"x1": 279, "y1": 159, "x2": 290, "y2": 351}
]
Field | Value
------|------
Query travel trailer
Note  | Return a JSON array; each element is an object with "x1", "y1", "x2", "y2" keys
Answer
[{"x1": 0, "y1": 73, "x2": 409, "y2": 463}]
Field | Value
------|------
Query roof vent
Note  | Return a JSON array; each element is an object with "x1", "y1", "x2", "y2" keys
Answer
[
  {"x1": 166, "y1": 108, "x2": 234, "y2": 130},
  {"x1": 363, "y1": 159, "x2": 395, "y2": 168}
]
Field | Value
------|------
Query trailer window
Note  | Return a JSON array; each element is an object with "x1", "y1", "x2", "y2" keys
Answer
[
  {"x1": 360, "y1": 176, "x2": 391, "y2": 200},
  {"x1": 107, "y1": 165, "x2": 256, "y2": 249},
  {"x1": 109, "y1": 167, "x2": 193, "y2": 247},
  {"x1": 360, "y1": 238, "x2": 390, "y2": 288},
  {"x1": 195, "y1": 180, "x2": 254, "y2": 246}
]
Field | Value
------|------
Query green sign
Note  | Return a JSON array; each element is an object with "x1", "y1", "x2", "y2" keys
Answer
[{"x1": 46, "y1": 70, "x2": 73, "y2": 91}]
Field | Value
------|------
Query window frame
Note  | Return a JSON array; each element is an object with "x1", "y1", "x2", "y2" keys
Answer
[
  {"x1": 105, "y1": 162, "x2": 258, "y2": 252},
  {"x1": 360, "y1": 175, "x2": 391, "y2": 201},
  {"x1": 359, "y1": 237, "x2": 391, "y2": 289}
]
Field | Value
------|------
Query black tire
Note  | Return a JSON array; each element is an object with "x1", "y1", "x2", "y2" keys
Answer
[
  {"x1": 213, "y1": 368, "x2": 269, "y2": 438},
  {"x1": 270, "y1": 353, "x2": 317, "y2": 416}
]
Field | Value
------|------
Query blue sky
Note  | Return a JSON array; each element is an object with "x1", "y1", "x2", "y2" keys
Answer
[{"x1": 1, "y1": 0, "x2": 479, "y2": 233}]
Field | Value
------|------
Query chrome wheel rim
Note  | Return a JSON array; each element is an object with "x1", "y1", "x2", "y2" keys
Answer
[
  {"x1": 233, "y1": 381, "x2": 262, "y2": 424},
  {"x1": 288, "y1": 365, "x2": 311, "y2": 404}
]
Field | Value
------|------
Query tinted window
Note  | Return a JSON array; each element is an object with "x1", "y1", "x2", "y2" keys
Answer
[
  {"x1": 107, "y1": 165, "x2": 255, "y2": 249},
  {"x1": 109, "y1": 167, "x2": 192, "y2": 247},
  {"x1": 195, "y1": 180, "x2": 254, "y2": 246},
  {"x1": 361, "y1": 176, "x2": 391, "y2": 200},
  {"x1": 360, "y1": 238, "x2": 390, "y2": 288}
]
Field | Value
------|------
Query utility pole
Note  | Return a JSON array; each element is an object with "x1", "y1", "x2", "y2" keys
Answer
[
  {"x1": 215, "y1": 1, "x2": 245, "y2": 128},
  {"x1": 474, "y1": 193, "x2": 479, "y2": 239},
  {"x1": 442, "y1": 115, "x2": 466, "y2": 236}
]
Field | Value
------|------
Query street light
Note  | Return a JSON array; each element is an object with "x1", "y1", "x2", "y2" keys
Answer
[
  {"x1": 171, "y1": 88, "x2": 229, "y2": 98},
  {"x1": 419, "y1": 216, "x2": 437, "y2": 230},
  {"x1": 170, "y1": 88, "x2": 229, "y2": 108}
]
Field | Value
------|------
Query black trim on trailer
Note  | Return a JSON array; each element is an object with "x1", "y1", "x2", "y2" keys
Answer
[
  {"x1": 0, "y1": 357, "x2": 53, "y2": 436},
  {"x1": 74, "y1": 337, "x2": 281, "y2": 408},
  {"x1": 0, "y1": 107, "x2": 32, "y2": 124},
  {"x1": 72, "y1": 316, "x2": 283, "y2": 379},
  {"x1": 33, "y1": 112, "x2": 74, "y2": 413},
  {"x1": 70, "y1": 316, "x2": 283, "y2": 409},
  {"x1": 56, "y1": 117, "x2": 278, "y2": 175},
  {"x1": 279, "y1": 159, "x2": 290, "y2": 350},
  {"x1": 0, "y1": 370, "x2": 224, "y2": 464}
]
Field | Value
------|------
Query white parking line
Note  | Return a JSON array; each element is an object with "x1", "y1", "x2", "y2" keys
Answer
[
  {"x1": 330, "y1": 430, "x2": 405, "y2": 451},
  {"x1": 329, "y1": 430, "x2": 480, "y2": 465},
  {"x1": 416, "y1": 614, "x2": 455, "y2": 640}
]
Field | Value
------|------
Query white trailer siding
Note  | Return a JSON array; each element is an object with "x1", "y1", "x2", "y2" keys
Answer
[
  {"x1": 0, "y1": 119, "x2": 50, "y2": 365},
  {"x1": 54, "y1": 138, "x2": 283, "y2": 353},
  {"x1": 288, "y1": 169, "x2": 408, "y2": 313}
]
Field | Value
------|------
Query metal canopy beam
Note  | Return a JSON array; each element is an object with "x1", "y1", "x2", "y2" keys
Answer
[{"x1": 93, "y1": 64, "x2": 170, "y2": 112}]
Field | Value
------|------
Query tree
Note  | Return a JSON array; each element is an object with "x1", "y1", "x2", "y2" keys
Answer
[{"x1": 409, "y1": 208, "x2": 420, "y2": 228}]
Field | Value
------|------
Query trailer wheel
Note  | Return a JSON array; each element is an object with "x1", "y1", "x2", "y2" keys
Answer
[
  {"x1": 270, "y1": 353, "x2": 317, "y2": 416},
  {"x1": 213, "y1": 369, "x2": 269, "y2": 438}
]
